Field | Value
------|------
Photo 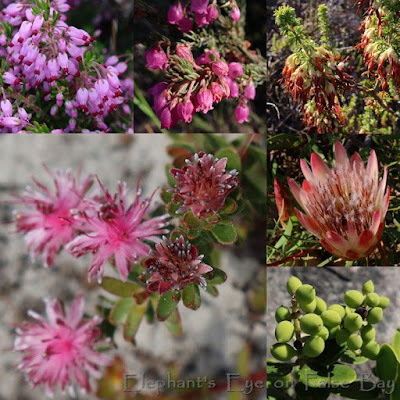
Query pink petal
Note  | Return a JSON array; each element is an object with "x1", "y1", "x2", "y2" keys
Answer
[
  {"x1": 287, "y1": 178, "x2": 304, "y2": 209},
  {"x1": 65, "y1": 294, "x2": 84, "y2": 328},
  {"x1": 295, "y1": 208, "x2": 322, "y2": 239},
  {"x1": 357, "y1": 229, "x2": 374, "y2": 250},
  {"x1": 300, "y1": 159, "x2": 315, "y2": 183},
  {"x1": 310, "y1": 152, "x2": 330, "y2": 181},
  {"x1": 350, "y1": 152, "x2": 365, "y2": 174},
  {"x1": 334, "y1": 141, "x2": 350, "y2": 171},
  {"x1": 370, "y1": 209, "x2": 381, "y2": 235},
  {"x1": 366, "y1": 149, "x2": 378, "y2": 183}
]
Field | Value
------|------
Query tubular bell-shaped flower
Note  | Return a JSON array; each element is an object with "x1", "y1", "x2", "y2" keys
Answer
[
  {"x1": 66, "y1": 180, "x2": 169, "y2": 283},
  {"x1": 170, "y1": 152, "x2": 239, "y2": 218},
  {"x1": 13, "y1": 168, "x2": 93, "y2": 267},
  {"x1": 142, "y1": 235, "x2": 213, "y2": 294},
  {"x1": 287, "y1": 142, "x2": 390, "y2": 261},
  {"x1": 14, "y1": 295, "x2": 110, "y2": 395}
]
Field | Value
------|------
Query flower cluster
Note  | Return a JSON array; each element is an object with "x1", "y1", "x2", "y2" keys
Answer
[
  {"x1": 0, "y1": 0, "x2": 133, "y2": 132},
  {"x1": 12, "y1": 167, "x2": 168, "y2": 281},
  {"x1": 170, "y1": 152, "x2": 239, "y2": 219},
  {"x1": 14, "y1": 295, "x2": 110, "y2": 395},
  {"x1": 281, "y1": 47, "x2": 354, "y2": 130},
  {"x1": 357, "y1": 6, "x2": 400, "y2": 91},
  {"x1": 142, "y1": 235, "x2": 213, "y2": 295},
  {"x1": 167, "y1": 0, "x2": 240, "y2": 32},
  {"x1": 146, "y1": 43, "x2": 255, "y2": 128},
  {"x1": 287, "y1": 141, "x2": 390, "y2": 261}
]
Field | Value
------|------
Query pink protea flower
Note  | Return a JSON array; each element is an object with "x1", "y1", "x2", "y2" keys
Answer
[
  {"x1": 13, "y1": 168, "x2": 93, "y2": 267},
  {"x1": 287, "y1": 141, "x2": 390, "y2": 261},
  {"x1": 66, "y1": 180, "x2": 169, "y2": 283},
  {"x1": 170, "y1": 152, "x2": 239, "y2": 218},
  {"x1": 13, "y1": 296, "x2": 110, "y2": 395},
  {"x1": 14, "y1": 295, "x2": 110, "y2": 395},
  {"x1": 143, "y1": 235, "x2": 213, "y2": 294}
]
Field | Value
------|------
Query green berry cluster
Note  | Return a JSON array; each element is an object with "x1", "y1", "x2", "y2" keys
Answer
[{"x1": 270, "y1": 277, "x2": 390, "y2": 363}]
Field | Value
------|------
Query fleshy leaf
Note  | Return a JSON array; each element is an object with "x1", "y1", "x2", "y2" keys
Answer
[
  {"x1": 101, "y1": 277, "x2": 141, "y2": 297},
  {"x1": 376, "y1": 344, "x2": 399, "y2": 382},
  {"x1": 206, "y1": 268, "x2": 227, "y2": 286},
  {"x1": 212, "y1": 224, "x2": 237, "y2": 245},
  {"x1": 215, "y1": 148, "x2": 242, "y2": 172},
  {"x1": 164, "y1": 309, "x2": 183, "y2": 337},
  {"x1": 298, "y1": 364, "x2": 356, "y2": 388},
  {"x1": 123, "y1": 301, "x2": 147, "y2": 341},
  {"x1": 157, "y1": 290, "x2": 178, "y2": 321},
  {"x1": 183, "y1": 212, "x2": 201, "y2": 229},
  {"x1": 109, "y1": 298, "x2": 136, "y2": 325}
]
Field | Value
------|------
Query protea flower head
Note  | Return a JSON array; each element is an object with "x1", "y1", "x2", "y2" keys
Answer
[
  {"x1": 287, "y1": 141, "x2": 390, "y2": 261},
  {"x1": 66, "y1": 180, "x2": 169, "y2": 283},
  {"x1": 13, "y1": 167, "x2": 93, "y2": 267},
  {"x1": 14, "y1": 295, "x2": 110, "y2": 396},
  {"x1": 142, "y1": 235, "x2": 213, "y2": 295},
  {"x1": 170, "y1": 152, "x2": 239, "y2": 218}
]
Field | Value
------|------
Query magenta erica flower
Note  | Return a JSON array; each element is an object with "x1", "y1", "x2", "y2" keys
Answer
[
  {"x1": 66, "y1": 180, "x2": 169, "y2": 283},
  {"x1": 170, "y1": 152, "x2": 239, "y2": 218},
  {"x1": 143, "y1": 235, "x2": 213, "y2": 294},
  {"x1": 14, "y1": 295, "x2": 110, "y2": 395},
  {"x1": 13, "y1": 168, "x2": 93, "y2": 267},
  {"x1": 288, "y1": 142, "x2": 390, "y2": 261}
]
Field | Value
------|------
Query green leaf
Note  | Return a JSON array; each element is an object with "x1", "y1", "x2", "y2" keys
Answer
[
  {"x1": 376, "y1": 344, "x2": 399, "y2": 382},
  {"x1": 340, "y1": 350, "x2": 369, "y2": 364},
  {"x1": 205, "y1": 285, "x2": 219, "y2": 296},
  {"x1": 157, "y1": 291, "x2": 178, "y2": 321},
  {"x1": 275, "y1": 219, "x2": 293, "y2": 250},
  {"x1": 215, "y1": 148, "x2": 242, "y2": 172},
  {"x1": 206, "y1": 268, "x2": 227, "y2": 286},
  {"x1": 298, "y1": 364, "x2": 357, "y2": 389},
  {"x1": 164, "y1": 309, "x2": 183, "y2": 337},
  {"x1": 332, "y1": 381, "x2": 382, "y2": 399},
  {"x1": 220, "y1": 198, "x2": 238, "y2": 215},
  {"x1": 392, "y1": 330, "x2": 400, "y2": 360},
  {"x1": 182, "y1": 284, "x2": 195, "y2": 308},
  {"x1": 101, "y1": 277, "x2": 141, "y2": 297},
  {"x1": 183, "y1": 212, "x2": 201, "y2": 229},
  {"x1": 109, "y1": 298, "x2": 136, "y2": 325},
  {"x1": 123, "y1": 301, "x2": 147, "y2": 341},
  {"x1": 212, "y1": 224, "x2": 237, "y2": 245},
  {"x1": 266, "y1": 361, "x2": 293, "y2": 378}
]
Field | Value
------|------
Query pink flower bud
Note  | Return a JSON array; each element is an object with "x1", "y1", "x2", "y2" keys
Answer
[
  {"x1": 145, "y1": 46, "x2": 168, "y2": 70},
  {"x1": 178, "y1": 16, "x2": 194, "y2": 33},
  {"x1": 194, "y1": 12, "x2": 208, "y2": 28},
  {"x1": 105, "y1": 56, "x2": 119, "y2": 66},
  {"x1": 0, "y1": 116, "x2": 21, "y2": 127},
  {"x1": 177, "y1": 100, "x2": 194, "y2": 123},
  {"x1": 212, "y1": 61, "x2": 229, "y2": 77},
  {"x1": 1, "y1": 99, "x2": 13, "y2": 117},
  {"x1": 19, "y1": 21, "x2": 32, "y2": 41},
  {"x1": 32, "y1": 15, "x2": 44, "y2": 35},
  {"x1": 206, "y1": 4, "x2": 218, "y2": 24},
  {"x1": 235, "y1": 103, "x2": 250, "y2": 123},
  {"x1": 228, "y1": 62, "x2": 244, "y2": 79},
  {"x1": 0, "y1": 34, "x2": 6, "y2": 46},
  {"x1": 231, "y1": 5, "x2": 241, "y2": 21},
  {"x1": 160, "y1": 107, "x2": 172, "y2": 129},
  {"x1": 4, "y1": 3, "x2": 24, "y2": 17},
  {"x1": 196, "y1": 89, "x2": 214, "y2": 113},
  {"x1": 57, "y1": 52, "x2": 69, "y2": 73},
  {"x1": 244, "y1": 82, "x2": 256, "y2": 100},
  {"x1": 175, "y1": 44, "x2": 194, "y2": 62},
  {"x1": 50, "y1": 106, "x2": 58, "y2": 116},
  {"x1": 168, "y1": 1, "x2": 184, "y2": 25},
  {"x1": 76, "y1": 88, "x2": 89, "y2": 107},
  {"x1": 3, "y1": 71, "x2": 21, "y2": 86},
  {"x1": 106, "y1": 67, "x2": 121, "y2": 88},
  {"x1": 46, "y1": 58, "x2": 59, "y2": 81},
  {"x1": 94, "y1": 79, "x2": 110, "y2": 99},
  {"x1": 226, "y1": 77, "x2": 239, "y2": 98},
  {"x1": 67, "y1": 43, "x2": 84, "y2": 62},
  {"x1": 191, "y1": 0, "x2": 209, "y2": 14},
  {"x1": 210, "y1": 82, "x2": 225, "y2": 103}
]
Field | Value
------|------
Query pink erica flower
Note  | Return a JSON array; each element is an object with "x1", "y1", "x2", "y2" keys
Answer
[
  {"x1": 288, "y1": 141, "x2": 390, "y2": 261},
  {"x1": 231, "y1": 4, "x2": 241, "y2": 21},
  {"x1": 228, "y1": 62, "x2": 244, "y2": 79},
  {"x1": 14, "y1": 295, "x2": 110, "y2": 395},
  {"x1": 168, "y1": 1, "x2": 184, "y2": 25},
  {"x1": 13, "y1": 168, "x2": 93, "y2": 267},
  {"x1": 66, "y1": 180, "x2": 169, "y2": 283},
  {"x1": 170, "y1": 152, "x2": 239, "y2": 218},
  {"x1": 143, "y1": 235, "x2": 213, "y2": 294},
  {"x1": 145, "y1": 46, "x2": 168, "y2": 70},
  {"x1": 235, "y1": 103, "x2": 250, "y2": 123}
]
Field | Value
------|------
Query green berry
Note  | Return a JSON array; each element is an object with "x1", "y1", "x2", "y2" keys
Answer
[
  {"x1": 367, "y1": 307, "x2": 383, "y2": 325},
  {"x1": 344, "y1": 313, "x2": 363, "y2": 332},
  {"x1": 287, "y1": 276, "x2": 302, "y2": 295},
  {"x1": 299, "y1": 298, "x2": 316, "y2": 313},
  {"x1": 344, "y1": 290, "x2": 365, "y2": 309},
  {"x1": 275, "y1": 321, "x2": 295, "y2": 343},
  {"x1": 275, "y1": 306, "x2": 291, "y2": 323},
  {"x1": 336, "y1": 329, "x2": 350, "y2": 346},
  {"x1": 347, "y1": 334, "x2": 363, "y2": 351},
  {"x1": 303, "y1": 336, "x2": 325, "y2": 358},
  {"x1": 361, "y1": 341, "x2": 380, "y2": 360},
  {"x1": 365, "y1": 293, "x2": 380, "y2": 308},
  {"x1": 317, "y1": 326, "x2": 329, "y2": 341},
  {"x1": 296, "y1": 284, "x2": 316, "y2": 305},
  {"x1": 314, "y1": 297, "x2": 327, "y2": 315},
  {"x1": 362, "y1": 280, "x2": 375, "y2": 295},
  {"x1": 321, "y1": 310, "x2": 342, "y2": 329},
  {"x1": 378, "y1": 296, "x2": 390, "y2": 309},
  {"x1": 271, "y1": 343, "x2": 297, "y2": 361},
  {"x1": 300, "y1": 313, "x2": 323, "y2": 335},
  {"x1": 327, "y1": 304, "x2": 345, "y2": 319},
  {"x1": 360, "y1": 325, "x2": 376, "y2": 343}
]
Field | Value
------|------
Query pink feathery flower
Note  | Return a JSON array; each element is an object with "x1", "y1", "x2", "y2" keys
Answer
[
  {"x1": 143, "y1": 235, "x2": 213, "y2": 294},
  {"x1": 14, "y1": 295, "x2": 110, "y2": 395},
  {"x1": 170, "y1": 152, "x2": 239, "y2": 218},
  {"x1": 13, "y1": 168, "x2": 93, "y2": 267},
  {"x1": 66, "y1": 180, "x2": 169, "y2": 283},
  {"x1": 288, "y1": 141, "x2": 390, "y2": 261}
]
